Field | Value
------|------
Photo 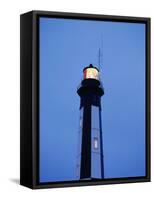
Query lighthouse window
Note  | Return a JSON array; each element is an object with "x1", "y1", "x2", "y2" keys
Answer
[
  {"x1": 92, "y1": 106, "x2": 100, "y2": 130},
  {"x1": 94, "y1": 137, "x2": 98, "y2": 149},
  {"x1": 79, "y1": 107, "x2": 83, "y2": 128},
  {"x1": 79, "y1": 118, "x2": 82, "y2": 127}
]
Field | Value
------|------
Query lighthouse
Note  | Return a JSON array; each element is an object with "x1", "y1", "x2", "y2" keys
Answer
[{"x1": 76, "y1": 64, "x2": 104, "y2": 180}]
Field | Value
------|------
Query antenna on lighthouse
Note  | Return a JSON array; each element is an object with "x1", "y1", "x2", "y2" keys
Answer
[
  {"x1": 98, "y1": 35, "x2": 104, "y2": 79},
  {"x1": 98, "y1": 48, "x2": 101, "y2": 70}
]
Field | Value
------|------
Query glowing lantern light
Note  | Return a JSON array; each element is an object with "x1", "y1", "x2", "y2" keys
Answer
[{"x1": 83, "y1": 67, "x2": 99, "y2": 80}]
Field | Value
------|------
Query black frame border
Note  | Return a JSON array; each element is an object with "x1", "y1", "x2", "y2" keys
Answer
[{"x1": 21, "y1": 10, "x2": 151, "y2": 189}]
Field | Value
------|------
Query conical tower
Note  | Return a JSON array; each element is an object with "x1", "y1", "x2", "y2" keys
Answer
[{"x1": 76, "y1": 64, "x2": 104, "y2": 180}]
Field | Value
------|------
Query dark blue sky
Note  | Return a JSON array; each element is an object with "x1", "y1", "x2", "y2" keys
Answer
[{"x1": 39, "y1": 17, "x2": 146, "y2": 182}]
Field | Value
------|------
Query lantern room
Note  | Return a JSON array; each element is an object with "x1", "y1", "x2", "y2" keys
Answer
[{"x1": 83, "y1": 64, "x2": 100, "y2": 80}]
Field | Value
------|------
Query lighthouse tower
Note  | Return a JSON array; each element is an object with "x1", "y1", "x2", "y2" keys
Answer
[{"x1": 76, "y1": 64, "x2": 104, "y2": 180}]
